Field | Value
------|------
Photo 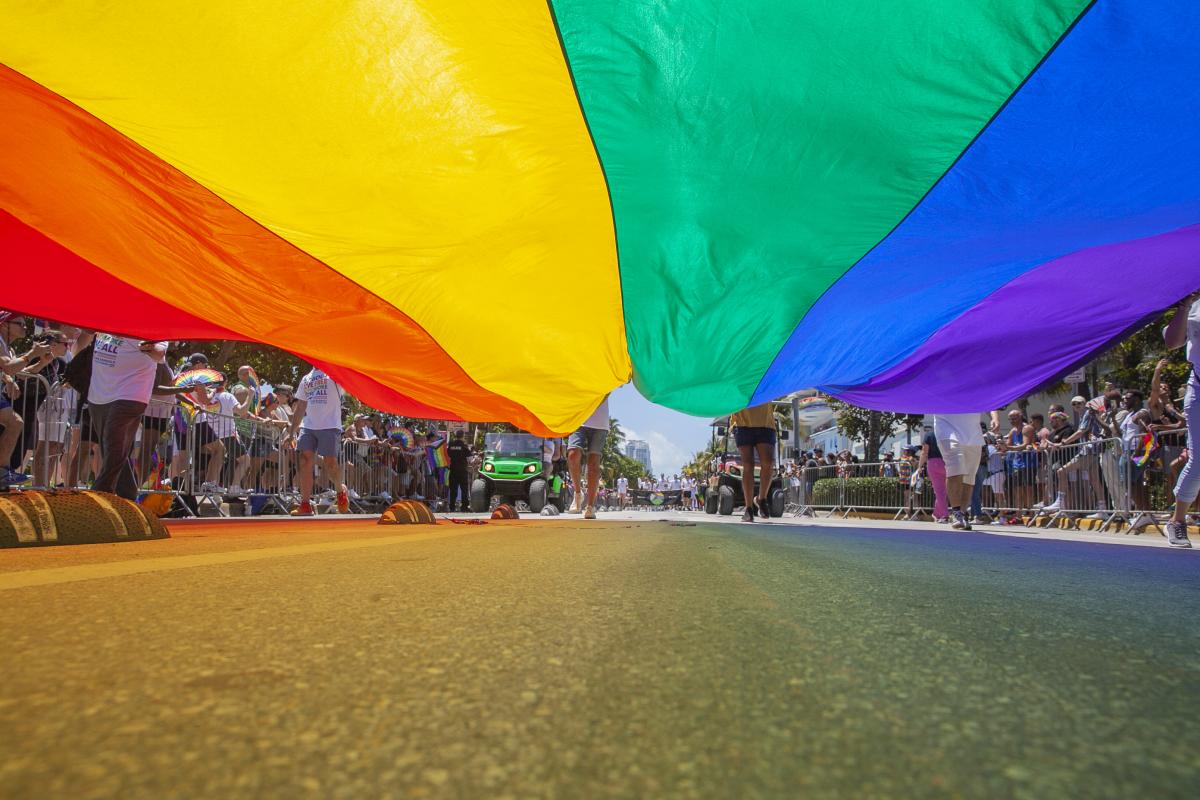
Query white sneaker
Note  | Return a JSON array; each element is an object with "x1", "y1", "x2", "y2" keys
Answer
[
  {"x1": 1087, "y1": 510, "x2": 1108, "y2": 521},
  {"x1": 583, "y1": 505, "x2": 597, "y2": 520},
  {"x1": 568, "y1": 497, "x2": 583, "y2": 514},
  {"x1": 1131, "y1": 512, "x2": 1152, "y2": 530},
  {"x1": 199, "y1": 481, "x2": 223, "y2": 494},
  {"x1": 1166, "y1": 521, "x2": 1193, "y2": 548},
  {"x1": 227, "y1": 485, "x2": 246, "y2": 497},
  {"x1": 1042, "y1": 494, "x2": 1065, "y2": 512}
]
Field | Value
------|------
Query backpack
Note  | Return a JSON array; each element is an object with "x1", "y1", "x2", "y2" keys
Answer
[{"x1": 62, "y1": 341, "x2": 94, "y2": 396}]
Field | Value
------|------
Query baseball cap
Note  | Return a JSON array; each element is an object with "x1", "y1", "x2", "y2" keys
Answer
[
  {"x1": 1071, "y1": 395, "x2": 1086, "y2": 404},
  {"x1": 186, "y1": 352, "x2": 209, "y2": 365}
]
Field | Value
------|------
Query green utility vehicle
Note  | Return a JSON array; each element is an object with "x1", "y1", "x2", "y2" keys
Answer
[
  {"x1": 703, "y1": 417, "x2": 788, "y2": 517},
  {"x1": 469, "y1": 433, "x2": 572, "y2": 513}
]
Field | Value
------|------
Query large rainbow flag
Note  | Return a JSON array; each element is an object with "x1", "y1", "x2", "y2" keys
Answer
[{"x1": 3, "y1": 2, "x2": 1198, "y2": 435}]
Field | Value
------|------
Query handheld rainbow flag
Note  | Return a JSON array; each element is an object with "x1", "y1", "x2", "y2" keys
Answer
[
  {"x1": 242, "y1": 366, "x2": 262, "y2": 414},
  {"x1": 1132, "y1": 430, "x2": 1158, "y2": 467}
]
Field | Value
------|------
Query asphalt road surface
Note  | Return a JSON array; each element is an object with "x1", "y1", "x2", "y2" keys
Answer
[{"x1": 1, "y1": 514, "x2": 1197, "y2": 798}]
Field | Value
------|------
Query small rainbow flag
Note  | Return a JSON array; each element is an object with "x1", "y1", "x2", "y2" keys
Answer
[
  {"x1": 243, "y1": 366, "x2": 262, "y2": 414},
  {"x1": 433, "y1": 439, "x2": 449, "y2": 469},
  {"x1": 1132, "y1": 430, "x2": 1158, "y2": 467}
]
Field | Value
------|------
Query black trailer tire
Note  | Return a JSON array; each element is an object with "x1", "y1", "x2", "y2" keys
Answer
[
  {"x1": 469, "y1": 479, "x2": 490, "y2": 513},
  {"x1": 770, "y1": 488, "x2": 786, "y2": 518},
  {"x1": 528, "y1": 479, "x2": 548, "y2": 513},
  {"x1": 718, "y1": 485, "x2": 735, "y2": 516}
]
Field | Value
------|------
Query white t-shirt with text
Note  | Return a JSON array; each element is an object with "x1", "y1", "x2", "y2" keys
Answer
[
  {"x1": 296, "y1": 369, "x2": 343, "y2": 431},
  {"x1": 88, "y1": 335, "x2": 163, "y2": 405}
]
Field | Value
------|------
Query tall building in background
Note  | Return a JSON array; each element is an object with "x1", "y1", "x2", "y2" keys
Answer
[{"x1": 625, "y1": 439, "x2": 652, "y2": 474}]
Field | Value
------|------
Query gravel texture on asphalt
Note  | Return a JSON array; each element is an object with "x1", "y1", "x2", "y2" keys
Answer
[{"x1": 1, "y1": 517, "x2": 1197, "y2": 798}]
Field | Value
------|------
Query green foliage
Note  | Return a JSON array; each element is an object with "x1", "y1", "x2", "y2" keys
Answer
[
  {"x1": 823, "y1": 396, "x2": 923, "y2": 462},
  {"x1": 812, "y1": 476, "x2": 932, "y2": 508},
  {"x1": 170, "y1": 340, "x2": 307, "y2": 387},
  {"x1": 1102, "y1": 311, "x2": 1190, "y2": 396}
]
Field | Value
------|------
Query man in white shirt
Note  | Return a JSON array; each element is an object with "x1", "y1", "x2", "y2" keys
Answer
[
  {"x1": 88, "y1": 334, "x2": 167, "y2": 500},
  {"x1": 932, "y1": 411, "x2": 1000, "y2": 531},
  {"x1": 567, "y1": 395, "x2": 609, "y2": 518},
  {"x1": 616, "y1": 475, "x2": 628, "y2": 508},
  {"x1": 286, "y1": 367, "x2": 348, "y2": 515}
]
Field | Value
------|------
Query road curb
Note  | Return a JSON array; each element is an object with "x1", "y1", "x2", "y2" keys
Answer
[{"x1": 0, "y1": 490, "x2": 169, "y2": 547}]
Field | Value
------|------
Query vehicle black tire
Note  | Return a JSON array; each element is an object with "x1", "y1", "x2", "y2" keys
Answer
[
  {"x1": 555, "y1": 486, "x2": 573, "y2": 513},
  {"x1": 705, "y1": 492, "x2": 718, "y2": 514},
  {"x1": 717, "y1": 485, "x2": 735, "y2": 516},
  {"x1": 469, "y1": 479, "x2": 490, "y2": 513},
  {"x1": 770, "y1": 488, "x2": 786, "y2": 518},
  {"x1": 528, "y1": 478, "x2": 548, "y2": 513}
]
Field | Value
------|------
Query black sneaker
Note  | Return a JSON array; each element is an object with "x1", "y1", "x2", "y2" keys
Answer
[
  {"x1": 1166, "y1": 521, "x2": 1193, "y2": 549},
  {"x1": 756, "y1": 497, "x2": 770, "y2": 519},
  {"x1": 741, "y1": 507, "x2": 754, "y2": 523}
]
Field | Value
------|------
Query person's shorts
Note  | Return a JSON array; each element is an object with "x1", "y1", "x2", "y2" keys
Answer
[
  {"x1": 985, "y1": 472, "x2": 1006, "y2": 494},
  {"x1": 221, "y1": 435, "x2": 246, "y2": 460},
  {"x1": 1006, "y1": 463, "x2": 1033, "y2": 488},
  {"x1": 734, "y1": 426, "x2": 776, "y2": 448},
  {"x1": 195, "y1": 421, "x2": 218, "y2": 449},
  {"x1": 939, "y1": 441, "x2": 982, "y2": 482},
  {"x1": 249, "y1": 435, "x2": 276, "y2": 458},
  {"x1": 79, "y1": 411, "x2": 100, "y2": 444},
  {"x1": 298, "y1": 428, "x2": 341, "y2": 457},
  {"x1": 0, "y1": 396, "x2": 11, "y2": 412},
  {"x1": 1062, "y1": 450, "x2": 1098, "y2": 473},
  {"x1": 568, "y1": 426, "x2": 608, "y2": 455}
]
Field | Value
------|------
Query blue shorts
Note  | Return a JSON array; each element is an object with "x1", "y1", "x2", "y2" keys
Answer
[
  {"x1": 568, "y1": 426, "x2": 608, "y2": 456},
  {"x1": 298, "y1": 428, "x2": 341, "y2": 458},
  {"x1": 734, "y1": 426, "x2": 776, "y2": 448}
]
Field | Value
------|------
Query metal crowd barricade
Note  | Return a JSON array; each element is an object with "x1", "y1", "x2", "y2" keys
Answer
[
  {"x1": 783, "y1": 436, "x2": 1160, "y2": 533},
  {"x1": 6, "y1": 371, "x2": 54, "y2": 489}
]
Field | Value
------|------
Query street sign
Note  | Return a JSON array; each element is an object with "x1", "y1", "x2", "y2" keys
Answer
[{"x1": 1064, "y1": 368, "x2": 1086, "y2": 384}]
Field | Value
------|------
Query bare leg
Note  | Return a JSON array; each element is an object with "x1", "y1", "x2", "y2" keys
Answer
[
  {"x1": 737, "y1": 444, "x2": 755, "y2": 516},
  {"x1": 567, "y1": 448, "x2": 583, "y2": 512},
  {"x1": 755, "y1": 442, "x2": 774, "y2": 509},
  {"x1": 586, "y1": 452, "x2": 601, "y2": 509}
]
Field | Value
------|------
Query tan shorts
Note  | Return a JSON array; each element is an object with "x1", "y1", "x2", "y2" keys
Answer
[{"x1": 939, "y1": 441, "x2": 983, "y2": 483}]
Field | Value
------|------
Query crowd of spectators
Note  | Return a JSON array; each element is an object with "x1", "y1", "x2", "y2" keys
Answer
[
  {"x1": 2, "y1": 308, "x2": 1195, "y2": 531},
  {"x1": 770, "y1": 364, "x2": 1189, "y2": 532}
]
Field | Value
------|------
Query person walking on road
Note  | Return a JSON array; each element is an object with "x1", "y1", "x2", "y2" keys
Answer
[
  {"x1": 87, "y1": 334, "x2": 168, "y2": 500},
  {"x1": 1162, "y1": 291, "x2": 1200, "y2": 547},
  {"x1": 730, "y1": 402, "x2": 776, "y2": 522},
  {"x1": 286, "y1": 367, "x2": 348, "y2": 516},
  {"x1": 567, "y1": 395, "x2": 609, "y2": 519},
  {"x1": 932, "y1": 412, "x2": 999, "y2": 531}
]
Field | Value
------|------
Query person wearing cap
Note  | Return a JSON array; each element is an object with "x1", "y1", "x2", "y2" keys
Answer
[
  {"x1": 1050, "y1": 395, "x2": 1115, "y2": 518},
  {"x1": 1162, "y1": 291, "x2": 1200, "y2": 547}
]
